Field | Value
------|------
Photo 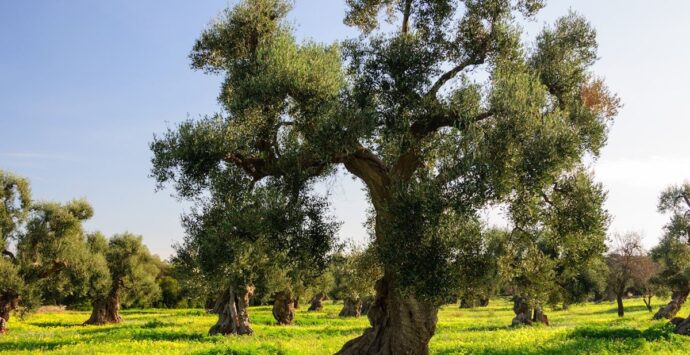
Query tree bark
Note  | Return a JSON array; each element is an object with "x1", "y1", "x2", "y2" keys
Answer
[
  {"x1": 360, "y1": 296, "x2": 373, "y2": 316},
  {"x1": 209, "y1": 285, "x2": 254, "y2": 336},
  {"x1": 616, "y1": 294, "x2": 624, "y2": 317},
  {"x1": 532, "y1": 307, "x2": 549, "y2": 325},
  {"x1": 0, "y1": 293, "x2": 19, "y2": 334},
  {"x1": 479, "y1": 298, "x2": 490, "y2": 307},
  {"x1": 308, "y1": 292, "x2": 327, "y2": 311},
  {"x1": 642, "y1": 292, "x2": 653, "y2": 312},
  {"x1": 339, "y1": 298, "x2": 362, "y2": 317},
  {"x1": 511, "y1": 297, "x2": 533, "y2": 326},
  {"x1": 293, "y1": 296, "x2": 300, "y2": 309},
  {"x1": 272, "y1": 290, "x2": 295, "y2": 325},
  {"x1": 654, "y1": 288, "x2": 689, "y2": 320},
  {"x1": 459, "y1": 299, "x2": 474, "y2": 309},
  {"x1": 336, "y1": 275, "x2": 438, "y2": 355},
  {"x1": 83, "y1": 290, "x2": 122, "y2": 325}
]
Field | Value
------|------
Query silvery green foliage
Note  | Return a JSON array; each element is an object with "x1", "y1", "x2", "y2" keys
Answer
[{"x1": 151, "y1": 0, "x2": 617, "y2": 304}]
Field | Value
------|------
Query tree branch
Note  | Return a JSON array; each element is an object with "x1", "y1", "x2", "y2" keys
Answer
[
  {"x1": 402, "y1": 0, "x2": 412, "y2": 34},
  {"x1": 336, "y1": 145, "x2": 390, "y2": 207},
  {"x1": 426, "y1": 58, "x2": 484, "y2": 98},
  {"x1": 410, "y1": 110, "x2": 493, "y2": 140},
  {"x1": 2, "y1": 249, "x2": 16, "y2": 262}
]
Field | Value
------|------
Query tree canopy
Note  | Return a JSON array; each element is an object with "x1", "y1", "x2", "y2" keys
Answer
[{"x1": 151, "y1": 0, "x2": 618, "y2": 352}]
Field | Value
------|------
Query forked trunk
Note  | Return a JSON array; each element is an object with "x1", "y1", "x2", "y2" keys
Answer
[
  {"x1": 83, "y1": 290, "x2": 122, "y2": 325},
  {"x1": 0, "y1": 293, "x2": 19, "y2": 334},
  {"x1": 339, "y1": 298, "x2": 362, "y2": 317},
  {"x1": 616, "y1": 294, "x2": 624, "y2": 317},
  {"x1": 308, "y1": 292, "x2": 327, "y2": 311},
  {"x1": 293, "y1": 296, "x2": 300, "y2": 309},
  {"x1": 654, "y1": 288, "x2": 689, "y2": 320},
  {"x1": 272, "y1": 290, "x2": 295, "y2": 325},
  {"x1": 336, "y1": 275, "x2": 438, "y2": 355},
  {"x1": 479, "y1": 298, "x2": 490, "y2": 307},
  {"x1": 209, "y1": 284, "x2": 255, "y2": 336},
  {"x1": 642, "y1": 291, "x2": 653, "y2": 312}
]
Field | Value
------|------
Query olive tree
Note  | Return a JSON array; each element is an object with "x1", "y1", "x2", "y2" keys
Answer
[
  {"x1": 501, "y1": 170, "x2": 609, "y2": 325},
  {"x1": 606, "y1": 232, "x2": 645, "y2": 317},
  {"x1": 651, "y1": 183, "x2": 690, "y2": 320},
  {"x1": 83, "y1": 232, "x2": 160, "y2": 325},
  {"x1": 150, "y1": 0, "x2": 618, "y2": 352},
  {"x1": 0, "y1": 171, "x2": 31, "y2": 333},
  {"x1": 329, "y1": 246, "x2": 382, "y2": 317},
  {"x1": 172, "y1": 178, "x2": 337, "y2": 334}
]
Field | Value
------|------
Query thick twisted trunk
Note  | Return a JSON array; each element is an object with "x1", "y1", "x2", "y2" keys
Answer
[
  {"x1": 360, "y1": 296, "x2": 373, "y2": 315},
  {"x1": 0, "y1": 293, "x2": 19, "y2": 334},
  {"x1": 272, "y1": 290, "x2": 295, "y2": 325},
  {"x1": 209, "y1": 285, "x2": 254, "y2": 336},
  {"x1": 336, "y1": 275, "x2": 438, "y2": 355},
  {"x1": 308, "y1": 292, "x2": 327, "y2": 311},
  {"x1": 511, "y1": 296, "x2": 532, "y2": 325},
  {"x1": 512, "y1": 297, "x2": 548, "y2": 326},
  {"x1": 654, "y1": 288, "x2": 689, "y2": 320},
  {"x1": 84, "y1": 290, "x2": 122, "y2": 325},
  {"x1": 339, "y1": 298, "x2": 362, "y2": 317}
]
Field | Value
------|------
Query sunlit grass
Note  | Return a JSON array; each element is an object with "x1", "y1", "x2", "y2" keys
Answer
[{"x1": 1, "y1": 298, "x2": 689, "y2": 354}]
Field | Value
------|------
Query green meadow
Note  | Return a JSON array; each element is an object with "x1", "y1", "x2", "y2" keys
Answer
[{"x1": 2, "y1": 298, "x2": 690, "y2": 354}]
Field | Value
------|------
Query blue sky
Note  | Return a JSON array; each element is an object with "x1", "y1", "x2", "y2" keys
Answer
[{"x1": 1, "y1": 1, "x2": 689, "y2": 257}]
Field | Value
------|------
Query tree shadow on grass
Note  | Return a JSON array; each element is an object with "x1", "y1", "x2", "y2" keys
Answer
[
  {"x1": 192, "y1": 344, "x2": 281, "y2": 355},
  {"x1": 0, "y1": 340, "x2": 74, "y2": 352},
  {"x1": 594, "y1": 304, "x2": 651, "y2": 315},
  {"x1": 29, "y1": 321, "x2": 84, "y2": 328},
  {"x1": 433, "y1": 324, "x2": 675, "y2": 355},
  {"x1": 131, "y1": 329, "x2": 217, "y2": 343}
]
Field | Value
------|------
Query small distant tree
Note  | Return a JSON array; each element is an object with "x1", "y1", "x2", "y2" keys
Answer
[
  {"x1": 501, "y1": 170, "x2": 609, "y2": 326},
  {"x1": 158, "y1": 276, "x2": 182, "y2": 308},
  {"x1": 651, "y1": 183, "x2": 690, "y2": 320},
  {"x1": 456, "y1": 226, "x2": 506, "y2": 309},
  {"x1": 83, "y1": 233, "x2": 160, "y2": 325},
  {"x1": 632, "y1": 255, "x2": 660, "y2": 312},
  {"x1": 606, "y1": 232, "x2": 645, "y2": 317},
  {"x1": 330, "y1": 246, "x2": 382, "y2": 317}
]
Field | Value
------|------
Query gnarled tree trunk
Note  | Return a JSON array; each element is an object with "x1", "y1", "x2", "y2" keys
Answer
[
  {"x1": 336, "y1": 275, "x2": 438, "y2": 355},
  {"x1": 209, "y1": 284, "x2": 254, "y2": 335},
  {"x1": 532, "y1": 307, "x2": 549, "y2": 326},
  {"x1": 308, "y1": 292, "x2": 327, "y2": 311},
  {"x1": 0, "y1": 293, "x2": 19, "y2": 334},
  {"x1": 459, "y1": 299, "x2": 474, "y2": 309},
  {"x1": 272, "y1": 290, "x2": 295, "y2": 325},
  {"x1": 360, "y1": 296, "x2": 373, "y2": 315},
  {"x1": 479, "y1": 298, "x2": 490, "y2": 307},
  {"x1": 339, "y1": 298, "x2": 362, "y2": 317},
  {"x1": 84, "y1": 290, "x2": 122, "y2": 325},
  {"x1": 511, "y1": 296, "x2": 533, "y2": 326},
  {"x1": 654, "y1": 288, "x2": 689, "y2": 320},
  {"x1": 293, "y1": 296, "x2": 300, "y2": 309}
]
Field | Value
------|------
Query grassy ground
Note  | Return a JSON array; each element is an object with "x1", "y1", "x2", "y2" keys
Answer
[{"x1": 1, "y1": 298, "x2": 690, "y2": 354}]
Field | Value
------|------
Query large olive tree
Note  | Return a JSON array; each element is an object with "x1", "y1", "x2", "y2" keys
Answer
[{"x1": 151, "y1": 0, "x2": 618, "y2": 352}]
